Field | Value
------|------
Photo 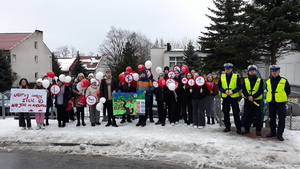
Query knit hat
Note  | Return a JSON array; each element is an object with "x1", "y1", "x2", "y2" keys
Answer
[
  {"x1": 90, "y1": 78, "x2": 97, "y2": 83},
  {"x1": 140, "y1": 69, "x2": 147, "y2": 74},
  {"x1": 36, "y1": 78, "x2": 43, "y2": 83},
  {"x1": 164, "y1": 66, "x2": 169, "y2": 71}
]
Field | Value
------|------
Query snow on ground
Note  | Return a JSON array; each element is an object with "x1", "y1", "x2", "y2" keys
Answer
[{"x1": 0, "y1": 117, "x2": 299, "y2": 169}]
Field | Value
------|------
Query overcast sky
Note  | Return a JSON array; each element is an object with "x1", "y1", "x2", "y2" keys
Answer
[{"x1": 1, "y1": 0, "x2": 215, "y2": 55}]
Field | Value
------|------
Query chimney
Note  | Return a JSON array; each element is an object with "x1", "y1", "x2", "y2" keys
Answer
[{"x1": 167, "y1": 43, "x2": 171, "y2": 51}]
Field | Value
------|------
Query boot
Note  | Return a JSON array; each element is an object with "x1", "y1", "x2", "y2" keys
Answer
[
  {"x1": 236, "y1": 128, "x2": 242, "y2": 135},
  {"x1": 127, "y1": 115, "x2": 132, "y2": 123},
  {"x1": 102, "y1": 116, "x2": 108, "y2": 122},
  {"x1": 46, "y1": 119, "x2": 49, "y2": 126},
  {"x1": 58, "y1": 121, "x2": 62, "y2": 127},
  {"x1": 223, "y1": 127, "x2": 231, "y2": 132},
  {"x1": 76, "y1": 119, "x2": 80, "y2": 127},
  {"x1": 207, "y1": 117, "x2": 210, "y2": 124},
  {"x1": 211, "y1": 118, "x2": 215, "y2": 125},
  {"x1": 120, "y1": 116, "x2": 126, "y2": 123},
  {"x1": 141, "y1": 120, "x2": 146, "y2": 127},
  {"x1": 136, "y1": 120, "x2": 141, "y2": 127},
  {"x1": 81, "y1": 117, "x2": 86, "y2": 126},
  {"x1": 62, "y1": 121, "x2": 66, "y2": 127}
]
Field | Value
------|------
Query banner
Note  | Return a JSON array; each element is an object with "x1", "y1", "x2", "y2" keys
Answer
[
  {"x1": 10, "y1": 89, "x2": 47, "y2": 113},
  {"x1": 112, "y1": 92, "x2": 145, "y2": 116}
]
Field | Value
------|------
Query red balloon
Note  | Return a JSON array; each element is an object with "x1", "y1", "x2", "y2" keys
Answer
[
  {"x1": 138, "y1": 64, "x2": 145, "y2": 71},
  {"x1": 65, "y1": 82, "x2": 71, "y2": 86},
  {"x1": 97, "y1": 91, "x2": 100, "y2": 97},
  {"x1": 119, "y1": 73, "x2": 125, "y2": 82},
  {"x1": 206, "y1": 82, "x2": 214, "y2": 91},
  {"x1": 126, "y1": 66, "x2": 133, "y2": 73},
  {"x1": 81, "y1": 79, "x2": 89, "y2": 88},
  {"x1": 46, "y1": 71, "x2": 55, "y2": 78},
  {"x1": 158, "y1": 78, "x2": 166, "y2": 87},
  {"x1": 181, "y1": 65, "x2": 189, "y2": 74}
]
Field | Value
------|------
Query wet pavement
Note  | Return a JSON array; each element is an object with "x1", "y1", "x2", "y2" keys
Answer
[{"x1": 0, "y1": 150, "x2": 189, "y2": 169}]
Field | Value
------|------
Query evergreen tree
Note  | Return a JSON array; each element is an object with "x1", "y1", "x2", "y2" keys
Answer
[
  {"x1": 70, "y1": 53, "x2": 87, "y2": 77},
  {"x1": 113, "y1": 41, "x2": 138, "y2": 79},
  {"x1": 199, "y1": 0, "x2": 248, "y2": 74},
  {"x1": 51, "y1": 52, "x2": 62, "y2": 76},
  {"x1": 0, "y1": 50, "x2": 13, "y2": 92},
  {"x1": 242, "y1": 0, "x2": 300, "y2": 65},
  {"x1": 183, "y1": 41, "x2": 201, "y2": 71}
]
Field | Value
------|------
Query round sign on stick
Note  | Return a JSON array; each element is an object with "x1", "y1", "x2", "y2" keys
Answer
[
  {"x1": 152, "y1": 81, "x2": 159, "y2": 88},
  {"x1": 50, "y1": 84, "x2": 61, "y2": 95},
  {"x1": 166, "y1": 78, "x2": 176, "y2": 88},
  {"x1": 125, "y1": 74, "x2": 133, "y2": 83},
  {"x1": 181, "y1": 77, "x2": 188, "y2": 84},
  {"x1": 173, "y1": 65, "x2": 181, "y2": 72},
  {"x1": 167, "y1": 71, "x2": 175, "y2": 78},
  {"x1": 195, "y1": 76, "x2": 206, "y2": 87},
  {"x1": 188, "y1": 79, "x2": 195, "y2": 87},
  {"x1": 86, "y1": 95, "x2": 97, "y2": 106}
]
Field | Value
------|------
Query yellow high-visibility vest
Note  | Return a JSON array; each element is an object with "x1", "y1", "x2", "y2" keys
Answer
[
  {"x1": 244, "y1": 78, "x2": 263, "y2": 100},
  {"x1": 221, "y1": 73, "x2": 239, "y2": 98},
  {"x1": 266, "y1": 78, "x2": 287, "y2": 102}
]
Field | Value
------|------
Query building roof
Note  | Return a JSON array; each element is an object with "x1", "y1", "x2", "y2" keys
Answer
[
  {"x1": 64, "y1": 56, "x2": 102, "y2": 71},
  {"x1": 57, "y1": 58, "x2": 76, "y2": 71},
  {"x1": 0, "y1": 33, "x2": 32, "y2": 50}
]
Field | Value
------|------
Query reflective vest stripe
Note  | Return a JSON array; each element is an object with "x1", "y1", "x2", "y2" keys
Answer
[{"x1": 244, "y1": 78, "x2": 263, "y2": 100}]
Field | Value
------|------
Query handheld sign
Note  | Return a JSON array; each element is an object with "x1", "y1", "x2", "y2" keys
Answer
[
  {"x1": 173, "y1": 65, "x2": 181, "y2": 72},
  {"x1": 188, "y1": 79, "x2": 195, "y2": 87},
  {"x1": 181, "y1": 77, "x2": 188, "y2": 84},
  {"x1": 167, "y1": 71, "x2": 175, "y2": 78},
  {"x1": 152, "y1": 81, "x2": 159, "y2": 88},
  {"x1": 86, "y1": 95, "x2": 97, "y2": 106},
  {"x1": 125, "y1": 74, "x2": 133, "y2": 83},
  {"x1": 166, "y1": 78, "x2": 176, "y2": 87},
  {"x1": 195, "y1": 76, "x2": 206, "y2": 87},
  {"x1": 146, "y1": 69, "x2": 152, "y2": 78},
  {"x1": 50, "y1": 84, "x2": 61, "y2": 95}
]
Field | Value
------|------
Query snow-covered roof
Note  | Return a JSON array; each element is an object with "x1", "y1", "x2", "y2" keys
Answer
[{"x1": 57, "y1": 58, "x2": 75, "y2": 71}]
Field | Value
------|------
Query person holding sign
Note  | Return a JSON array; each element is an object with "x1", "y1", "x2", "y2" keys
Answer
[
  {"x1": 100, "y1": 70, "x2": 119, "y2": 127},
  {"x1": 218, "y1": 63, "x2": 242, "y2": 134},
  {"x1": 73, "y1": 73, "x2": 87, "y2": 127},
  {"x1": 136, "y1": 69, "x2": 154, "y2": 127},
  {"x1": 204, "y1": 74, "x2": 218, "y2": 125},
  {"x1": 18, "y1": 78, "x2": 32, "y2": 130},
  {"x1": 33, "y1": 79, "x2": 46, "y2": 130},
  {"x1": 241, "y1": 65, "x2": 264, "y2": 136},
  {"x1": 85, "y1": 78, "x2": 100, "y2": 127},
  {"x1": 119, "y1": 79, "x2": 136, "y2": 124},
  {"x1": 153, "y1": 73, "x2": 168, "y2": 126},
  {"x1": 54, "y1": 79, "x2": 71, "y2": 128}
]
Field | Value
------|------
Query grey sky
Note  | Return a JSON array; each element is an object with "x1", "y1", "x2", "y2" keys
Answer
[{"x1": 1, "y1": 0, "x2": 215, "y2": 55}]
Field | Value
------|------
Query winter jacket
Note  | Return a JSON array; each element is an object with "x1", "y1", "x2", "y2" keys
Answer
[
  {"x1": 100, "y1": 77, "x2": 118, "y2": 100},
  {"x1": 136, "y1": 76, "x2": 154, "y2": 102},
  {"x1": 85, "y1": 85, "x2": 100, "y2": 102}
]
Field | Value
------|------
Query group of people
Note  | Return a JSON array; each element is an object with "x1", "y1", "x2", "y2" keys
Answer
[{"x1": 18, "y1": 63, "x2": 290, "y2": 141}]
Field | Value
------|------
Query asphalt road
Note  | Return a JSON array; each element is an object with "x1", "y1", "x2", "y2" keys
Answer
[{"x1": 0, "y1": 150, "x2": 189, "y2": 169}]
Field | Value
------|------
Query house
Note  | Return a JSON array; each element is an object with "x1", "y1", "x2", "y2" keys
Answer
[
  {"x1": 0, "y1": 30, "x2": 52, "y2": 87},
  {"x1": 150, "y1": 43, "x2": 206, "y2": 80},
  {"x1": 64, "y1": 56, "x2": 102, "y2": 76}
]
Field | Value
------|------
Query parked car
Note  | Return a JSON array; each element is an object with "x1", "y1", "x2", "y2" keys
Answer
[{"x1": 0, "y1": 92, "x2": 11, "y2": 116}]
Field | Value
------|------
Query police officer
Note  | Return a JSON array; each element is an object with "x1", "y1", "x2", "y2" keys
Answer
[
  {"x1": 266, "y1": 65, "x2": 290, "y2": 141},
  {"x1": 218, "y1": 63, "x2": 242, "y2": 134},
  {"x1": 242, "y1": 65, "x2": 264, "y2": 136}
]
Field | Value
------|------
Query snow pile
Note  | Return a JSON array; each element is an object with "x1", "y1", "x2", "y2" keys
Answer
[{"x1": 0, "y1": 118, "x2": 299, "y2": 168}]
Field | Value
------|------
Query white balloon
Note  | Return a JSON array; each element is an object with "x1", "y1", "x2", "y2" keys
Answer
[
  {"x1": 168, "y1": 83, "x2": 176, "y2": 91},
  {"x1": 42, "y1": 79, "x2": 50, "y2": 88},
  {"x1": 65, "y1": 76, "x2": 72, "y2": 83},
  {"x1": 100, "y1": 97, "x2": 106, "y2": 103},
  {"x1": 96, "y1": 103, "x2": 103, "y2": 111},
  {"x1": 54, "y1": 76, "x2": 58, "y2": 82},
  {"x1": 76, "y1": 82, "x2": 83, "y2": 91},
  {"x1": 96, "y1": 72, "x2": 104, "y2": 80},
  {"x1": 145, "y1": 60, "x2": 152, "y2": 69},
  {"x1": 132, "y1": 73, "x2": 139, "y2": 81},
  {"x1": 59, "y1": 74, "x2": 65, "y2": 82},
  {"x1": 155, "y1": 67, "x2": 163, "y2": 74}
]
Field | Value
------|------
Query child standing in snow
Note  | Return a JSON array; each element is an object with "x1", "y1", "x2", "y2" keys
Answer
[
  {"x1": 18, "y1": 78, "x2": 32, "y2": 130},
  {"x1": 33, "y1": 78, "x2": 46, "y2": 130},
  {"x1": 85, "y1": 78, "x2": 100, "y2": 127}
]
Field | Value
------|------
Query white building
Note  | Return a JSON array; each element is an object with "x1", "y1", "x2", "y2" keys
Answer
[
  {"x1": 0, "y1": 30, "x2": 52, "y2": 87},
  {"x1": 277, "y1": 53, "x2": 300, "y2": 86},
  {"x1": 150, "y1": 43, "x2": 206, "y2": 80}
]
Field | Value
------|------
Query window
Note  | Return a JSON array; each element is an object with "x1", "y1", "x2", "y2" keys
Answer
[
  {"x1": 169, "y1": 56, "x2": 184, "y2": 69},
  {"x1": 35, "y1": 72, "x2": 38, "y2": 79},
  {"x1": 12, "y1": 54, "x2": 16, "y2": 62},
  {"x1": 34, "y1": 41, "x2": 38, "y2": 49},
  {"x1": 34, "y1": 55, "x2": 38, "y2": 63}
]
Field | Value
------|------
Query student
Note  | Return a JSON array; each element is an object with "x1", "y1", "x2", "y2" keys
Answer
[
  {"x1": 119, "y1": 80, "x2": 135, "y2": 124},
  {"x1": 85, "y1": 78, "x2": 100, "y2": 127},
  {"x1": 18, "y1": 78, "x2": 32, "y2": 130},
  {"x1": 205, "y1": 74, "x2": 219, "y2": 125},
  {"x1": 33, "y1": 78, "x2": 46, "y2": 130},
  {"x1": 73, "y1": 73, "x2": 87, "y2": 127},
  {"x1": 55, "y1": 79, "x2": 71, "y2": 127}
]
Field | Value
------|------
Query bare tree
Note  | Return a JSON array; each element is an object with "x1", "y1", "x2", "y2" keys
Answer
[{"x1": 54, "y1": 45, "x2": 70, "y2": 58}]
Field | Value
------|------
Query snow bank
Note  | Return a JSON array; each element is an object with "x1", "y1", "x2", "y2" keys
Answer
[{"x1": 0, "y1": 118, "x2": 299, "y2": 168}]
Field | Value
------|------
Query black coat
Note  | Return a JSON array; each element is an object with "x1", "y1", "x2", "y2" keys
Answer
[{"x1": 100, "y1": 77, "x2": 118, "y2": 99}]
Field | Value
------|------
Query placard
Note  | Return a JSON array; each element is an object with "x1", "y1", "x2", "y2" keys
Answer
[
  {"x1": 10, "y1": 89, "x2": 47, "y2": 113},
  {"x1": 112, "y1": 92, "x2": 145, "y2": 115},
  {"x1": 50, "y1": 84, "x2": 61, "y2": 95},
  {"x1": 86, "y1": 95, "x2": 97, "y2": 106}
]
